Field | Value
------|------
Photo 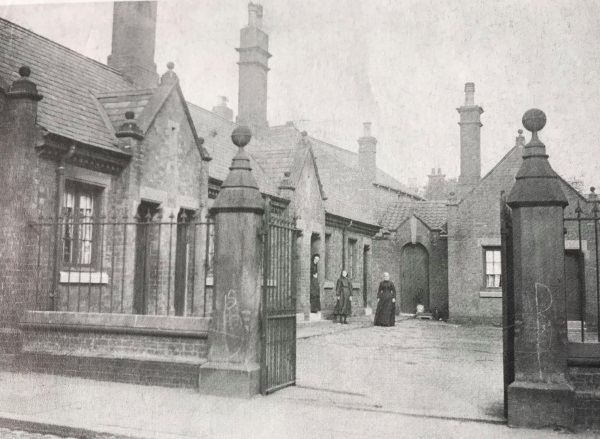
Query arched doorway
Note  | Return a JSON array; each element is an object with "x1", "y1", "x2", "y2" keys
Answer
[{"x1": 400, "y1": 243, "x2": 429, "y2": 313}]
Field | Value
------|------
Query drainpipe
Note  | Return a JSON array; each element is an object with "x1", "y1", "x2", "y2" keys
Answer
[{"x1": 50, "y1": 145, "x2": 75, "y2": 310}]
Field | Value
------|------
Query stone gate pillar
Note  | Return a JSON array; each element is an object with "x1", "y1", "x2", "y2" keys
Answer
[
  {"x1": 198, "y1": 126, "x2": 265, "y2": 397},
  {"x1": 506, "y1": 109, "x2": 574, "y2": 428}
]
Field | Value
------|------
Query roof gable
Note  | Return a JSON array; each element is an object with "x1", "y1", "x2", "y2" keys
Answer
[{"x1": 381, "y1": 201, "x2": 448, "y2": 231}]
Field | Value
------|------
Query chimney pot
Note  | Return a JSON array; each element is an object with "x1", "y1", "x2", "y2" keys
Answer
[
  {"x1": 218, "y1": 96, "x2": 228, "y2": 107},
  {"x1": 437, "y1": 168, "x2": 441, "y2": 174},
  {"x1": 248, "y1": 3, "x2": 263, "y2": 29},
  {"x1": 431, "y1": 168, "x2": 435, "y2": 175},
  {"x1": 465, "y1": 82, "x2": 475, "y2": 106},
  {"x1": 363, "y1": 122, "x2": 372, "y2": 137}
]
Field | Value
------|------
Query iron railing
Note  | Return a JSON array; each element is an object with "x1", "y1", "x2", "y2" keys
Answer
[
  {"x1": 564, "y1": 199, "x2": 600, "y2": 342},
  {"x1": 30, "y1": 210, "x2": 213, "y2": 316}
]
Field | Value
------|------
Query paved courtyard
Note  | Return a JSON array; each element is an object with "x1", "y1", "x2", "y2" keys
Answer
[
  {"x1": 0, "y1": 317, "x2": 596, "y2": 438},
  {"x1": 287, "y1": 317, "x2": 505, "y2": 422}
]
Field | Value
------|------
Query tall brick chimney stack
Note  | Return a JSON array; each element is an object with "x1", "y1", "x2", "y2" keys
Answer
[
  {"x1": 107, "y1": 1, "x2": 159, "y2": 89},
  {"x1": 236, "y1": 3, "x2": 271, "y2": 137},
  {"x1": 358, "y1": 122, "x2": 377, "y2": 185},
  {"x1": 457, "y1": 82, "x2": 484, "y2": 198}
]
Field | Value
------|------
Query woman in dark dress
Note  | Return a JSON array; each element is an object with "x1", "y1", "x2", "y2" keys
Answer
[
  {"x1": 333, "y1": 269, "x2": 352, "y2": 324},
  {"x1": 374, "y1": 272, "x2": 396, "y2": 326},
  {"x1": 310, "y1": 254, "x2": 321, "y2": 313}
]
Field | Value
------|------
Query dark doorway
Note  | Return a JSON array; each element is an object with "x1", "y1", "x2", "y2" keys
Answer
[
  {"x1": 134, "y1": 201, "x2": 160, "y2": 315},
  {"x1": 400, "y1": 243, "x2": 429, "y2": 313},
  {"x1": 174, "y1": 209, "x2": 195, "y2": 316},
  {"x1": 566, "y1": 249, "x2": 585, "y2": 321},
  {"x1": 310, "y1": 233, "x2": 321, "y2": 313}
]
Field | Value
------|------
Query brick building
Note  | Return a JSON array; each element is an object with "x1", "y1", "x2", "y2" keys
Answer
[
  {"x1": 418, "y1": 83, "x2": 597, "y2": 324},
  {"x1": 0, "y1": 0, "x2": 429, "y2": 387}
]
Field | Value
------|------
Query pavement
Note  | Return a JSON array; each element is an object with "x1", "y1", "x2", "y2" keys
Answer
[{"x1": 0, "y1": 316, "x2": 598, "y2": 438}]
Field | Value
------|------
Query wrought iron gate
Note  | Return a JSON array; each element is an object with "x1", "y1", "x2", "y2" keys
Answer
[
  {"x1": 260, "y1": 209, "x2": 298, "y2": 395},
  {"x1": 500, "y1": 192, "x2": 515, "y2": 419}
]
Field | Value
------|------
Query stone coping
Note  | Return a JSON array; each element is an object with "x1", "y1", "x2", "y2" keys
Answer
[
  {"x1": 568, "y1": 342, "x2": 600, "y2": 367},
  {"x1": 20, "y1": 311, "x2": 209, "y2": 338}
]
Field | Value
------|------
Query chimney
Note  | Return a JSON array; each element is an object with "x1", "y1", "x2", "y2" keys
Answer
[
  {"x1": 107, "y1": 1, "x2": 159, "y2": 89},
  {"x1": 358, "y1": 122, "x2": 377, "y2": 185},
  {"x1": 213, "y1": 96, "x2": 234, "y2": 122},
  {"x1": 236, "y1": 3, "x2": 271, "y2": 137},
  {"x1": 425, "y1": 167, "x2": 447, "y2": 200},
  {"x1": 457, "y1": 82, "x2": 483, "y2": 198}
]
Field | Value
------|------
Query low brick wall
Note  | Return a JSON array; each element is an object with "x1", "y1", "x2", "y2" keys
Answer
[
  {"x1": 14, "y1": 311, "x2": 209, "y2": 388},
  {"x1": 568, "y1": 343, "x2": 600, "y2": 430}
]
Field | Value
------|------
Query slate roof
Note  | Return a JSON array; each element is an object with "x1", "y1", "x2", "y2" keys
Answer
[
  {"x1": 97, "y1": 89, "x2": 154, "y2": 132},
  {"x1": 0, "y1": 18, "x2": 135, "y2": 151},
  {"x1": 270, "y1": 124, "x2": 422, "y2": 199},
  {"x1": 381, "y1": 201, "x2": 448, "y2": 232},
  {"x1": 187, "y1": 103, "x2": 279, "y2": 196}
]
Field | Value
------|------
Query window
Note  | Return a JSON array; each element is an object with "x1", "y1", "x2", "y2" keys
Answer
[
  {"x1": 484, "y1": 248, "x2": 502, "y2": 288},
  {"x1": 62, "y1": 181, "x2": 101, "y2": 266},
  {"x1": 348, "y1": 238, "x2": 357, "y2": 279},
  {"x1": 325, "y1": 234, "x2": 332, "y2": 279},
  {"x1": 207, "y1": 220, "x2": 215, "y2": 277}
]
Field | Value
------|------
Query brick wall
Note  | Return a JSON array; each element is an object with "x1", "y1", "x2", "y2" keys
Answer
[
  {"x1": 286, "y1": 154, "x2": 326, "y2": 318},
  {"x1": 14, "y1": 311, "x2": 209, "y2": 388},
  {"x1": 569, "y1": 366, "x2": 600, "y2": 430}
]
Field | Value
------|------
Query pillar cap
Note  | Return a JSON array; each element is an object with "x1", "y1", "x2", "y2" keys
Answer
[
  {"x1": 507, "y1": 109, "x2": 568, "y2": 208},
  {"x1": 211, "y1": 126, "x2": 265, "y2": 214},
  {"x1": 160, "y1": 62, "x2": 178, "y2": 86},
  {"x1": 116, "y1": 111, "x2": 144, "y2": 140},
  {"x1": 7, "y1": 65, "x2": 43, "y2": 101}
]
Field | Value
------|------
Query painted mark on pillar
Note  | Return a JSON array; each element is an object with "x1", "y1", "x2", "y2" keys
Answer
[
  {"x1": 222, "y1": 289, "x2": 250, "y2": 361},
  {"x1": 530, "y1": 282, "x2": 553, "y2": 381}
]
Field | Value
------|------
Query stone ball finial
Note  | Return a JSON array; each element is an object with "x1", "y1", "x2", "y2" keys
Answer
[
  {"x1": 518, "y1": 129, "x2": 523, "y2": 134},
  {"x1": 18, "y1": 66, "x2": 31, "y2": 78},
  {"x1": 522, "y1": 109, "x2": 546, "y2": 133},
  {"x1": 167, "y1": 62, "x2": 175, "y2": 70},
  {"x1": 125, "y1": 111, "x2": 135, "y2": 120},
  {"x1": 198, "y1": 137, "x2": 205, "y2": 146},
  {"x1": 231, "y1": 126, "x2": 252, "y2": 147},
  {"x1": 301, "y1": 131, "x2": 308, "y2": 137},
  {"x1": 592, "y1": 187, "x2": 596, "y2": 193},
  {"x1": 284, "y1": 171, "x2": 291, "y2": 177}
]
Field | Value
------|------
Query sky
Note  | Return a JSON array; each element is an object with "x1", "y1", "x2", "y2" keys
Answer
[{"x1": 1, "y1": 0, "x2": 599, "y2": 191}]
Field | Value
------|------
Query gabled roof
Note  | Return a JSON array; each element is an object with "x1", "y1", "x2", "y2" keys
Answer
[
  {"x1": 270, "y1": 124, "x2": 423, "y2": 199},
  {"x1": 381, "y1": 201, "x2": 448, "y2": 231},
  {"x1": 0, "y1": 18, "x2": 135, "y2": 152},
  {"x1": 187, "y1": 103, "x2": 279, "y2": 196}
]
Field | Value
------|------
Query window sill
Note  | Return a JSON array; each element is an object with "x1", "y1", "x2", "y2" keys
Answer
[
  {"x1": 60, "y1": 271, "x2": 109, "y2": 284},
  {"x1": 479, "y1": 290, "x2": 502, "y2": 298}
]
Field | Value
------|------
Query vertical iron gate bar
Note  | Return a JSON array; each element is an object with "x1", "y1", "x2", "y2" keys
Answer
[
  {"x1": 576, "y1": 202, "x2": 585, "y2": 341},
  {"x1": 66, "y1": 219, "x2": 72, "y2": 311},
  {"x1": 167, "y1": 214, "x2": 174, "y2": 316},
  {"x1": 98, "y1": 217, "x2": 105, "y2": 312},
  {"x1": 260, "y1": 202, "x2": 271, "y2": 395},
  {"x1": 121, "y1": 215, "x2": 127, "y2": 313},
  {"x1": 190, "y1": 220, "x2": 198, "y2": 316},
  {"x1": 35, "y1": 222, "x2": 42, "y2": 310},
  {"x1": 110, "y1": 213, "x2": 117, "y2": 313},
  {"x1": 501, "y1": 193, "x2": 515, "y2": 419},
  {"x1": 594, "y1": 201, "x2": 600, "y2": 342},
  {"x1": 203, "y1": 220, "x2": 211, "y2": 317},
  {"x1": 156, "y1": 216, "x2": 162, "y2": 315}
]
